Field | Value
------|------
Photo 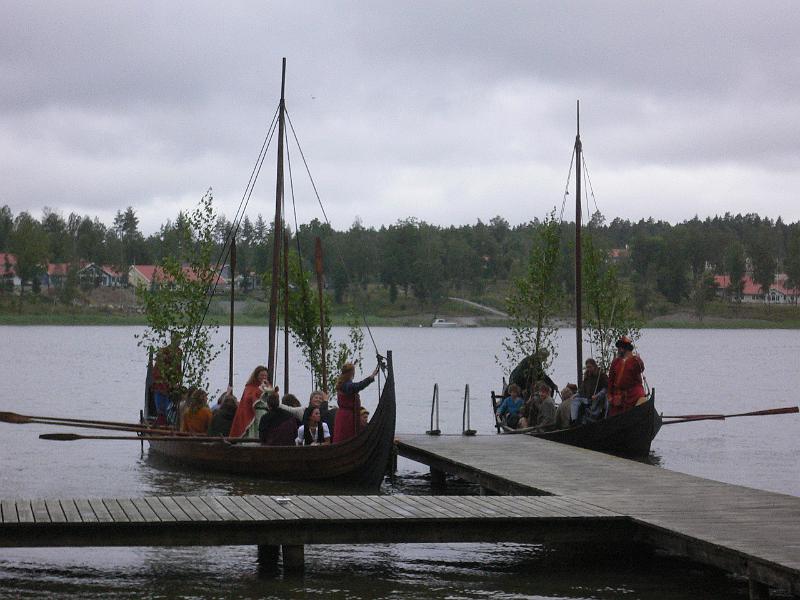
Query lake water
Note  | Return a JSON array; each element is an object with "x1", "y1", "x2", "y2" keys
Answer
[{"x1": 0, "y1": 326, "x2": 798, "y2": 599}]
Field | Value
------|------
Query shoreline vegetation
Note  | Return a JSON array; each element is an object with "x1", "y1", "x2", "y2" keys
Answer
[{"x1": 2, "y1": 290, "x2": 799, "y2": 328}]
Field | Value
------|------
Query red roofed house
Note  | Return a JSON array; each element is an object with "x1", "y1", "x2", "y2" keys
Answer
[
  {"x1": 129, "y1": 265, "x2": 228, "y2": 291},
  {"x1": 78, "y1": 263, "x2": 123, "y2": 288},
  {"x1": 0, "y1": 253, "x2": 20, "y2": 290},
  {"x1": 714, "y1": 273, "x2": 798, "y2": 304}
]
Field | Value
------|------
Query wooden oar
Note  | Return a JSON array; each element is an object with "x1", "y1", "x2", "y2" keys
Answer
[
  {"x1": 0, "y1": 411, "x2": 164, "y2": 430},
  {"x1": 40, "y1": 433, "x2": 261, "y2": 443},
  {"x1": 1, "y1": 413, "x2": 191, "y2": 436},
  {"x1": 663, "y1": 406, "x2": 798, "y2": 425}
]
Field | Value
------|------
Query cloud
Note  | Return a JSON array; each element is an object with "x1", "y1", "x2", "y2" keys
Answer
[{"x1": 1, "y1": 0, "x2": 799, "y2": 233}]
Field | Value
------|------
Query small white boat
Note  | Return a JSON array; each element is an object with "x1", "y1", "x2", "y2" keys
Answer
[{"x1": 431, "y1": 318, "x2": 457, "y2": 328}]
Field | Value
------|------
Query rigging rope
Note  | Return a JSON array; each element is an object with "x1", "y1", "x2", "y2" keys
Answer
[
  {"x1": 284, "y1": 108, "x2": 381, "y2": 361},
  {"x1": 559, "y1": 148, "x2": 576, "y2": 223}
]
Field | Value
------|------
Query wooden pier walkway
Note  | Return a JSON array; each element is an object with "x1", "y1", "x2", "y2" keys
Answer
[{"x1": 395, "y1": 434, "x2": 800, "y2": 599}]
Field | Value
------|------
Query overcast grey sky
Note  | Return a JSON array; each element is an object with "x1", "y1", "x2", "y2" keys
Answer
[{"x1": 2, "y1": 1, "x2": 799, "y2": 233}]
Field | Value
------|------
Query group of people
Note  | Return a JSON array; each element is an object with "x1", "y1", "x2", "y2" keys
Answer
[
  {"x1": 151, "y1": 353, "x2": 379, "y2": 446},
  {"x1": 496, "y1": 336, "x2": 646, "y2": 431}
]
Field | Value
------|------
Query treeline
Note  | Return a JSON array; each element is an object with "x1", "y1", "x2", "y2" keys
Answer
[{"x1": 2, "y1": 204, "x2": 799, "y2": 314}]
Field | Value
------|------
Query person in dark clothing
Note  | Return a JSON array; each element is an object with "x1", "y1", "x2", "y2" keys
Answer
[
  {"x1": 571, "y1": 358, "x2": 610, "y2": 424},
  {"x1": 258, "y1": 392, "x2": 299, "y2": 446},
  {"x1": 208, "y1": 394, "x2": 237, "y2": 437},
  {"x1": 508, "y1": 351, "x2": 557, "y2": 398}
]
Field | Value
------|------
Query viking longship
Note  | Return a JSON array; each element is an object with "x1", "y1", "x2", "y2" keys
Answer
[{"x1": 143, "y1": 59, "x2": 396, "y2": 488}]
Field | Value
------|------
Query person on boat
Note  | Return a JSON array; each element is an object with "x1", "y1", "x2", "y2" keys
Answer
[
  {"x1": 528, "y1": 381, "x2": 557, "y2": 431},
  {"x1": 333, "y1": 362, "x2": 379, "y2": 443},
  {"x1": 508, "y1": 350, "x2": 557, "y2": 399},
  {"x1": 229, "y1": 365, "x2": 272, "y2": 437},
  {"x1": 304, "y1": 390, "x2": 335, "y2": 431},
  {"x1": 495, "y1": 383, "x2": 525, "y2": 429},
  {"x1": 295, "y1": 406, "x2": 331, "y2": 446},
  {"x1": 258, "y1": 391, "x2": 299, "y2": 446},
  {"x1": 181, "y1": 389, "x2": 213, "y2": 434},
  {"x1": 151, "y1": 333, "x2": 183, "y2": 425},
  {"x1": 208, "y1": 393, "x2": 237, "y2": 437},
  {"x1": 607, "y1": 336, "x2": 646, "y2": 417},
  {"x1": 555, "y1": 383, "x2": 579, "y2": 429},
  {"x1": 212, "y1": 386, "x2": 236, "y2": 412},
  {"x1": 571, "y1": 358, "x2": 610, "y2": 424},
  {"x1": 360, "y1": 407, "x2": 370, "y2": 428}
]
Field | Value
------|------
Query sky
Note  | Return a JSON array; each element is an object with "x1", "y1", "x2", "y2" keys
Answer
[{"x1": 2, "y1": 0, "x2": 799, "y2": 234}]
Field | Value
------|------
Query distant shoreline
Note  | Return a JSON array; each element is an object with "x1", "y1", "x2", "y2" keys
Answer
[{"x1": 1, "y1": 312, "x2": 798, "y2": 329}]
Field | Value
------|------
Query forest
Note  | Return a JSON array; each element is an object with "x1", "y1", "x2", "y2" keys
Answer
[{"x1": 1, "y1": 204, "x2": 799, "y2": 319}]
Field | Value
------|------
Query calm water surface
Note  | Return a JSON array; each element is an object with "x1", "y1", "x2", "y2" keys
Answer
[{"x1": 0, "y1": 326, "x2": 798, "y2": 599}]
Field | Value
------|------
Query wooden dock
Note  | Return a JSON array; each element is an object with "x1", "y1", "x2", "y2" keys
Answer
[
  {"x1": 396, "y1": 433, "x2": 800, "y2": 599},
  {"x1": 0, "y1": 493, "x2": 632, "y2": 572}
]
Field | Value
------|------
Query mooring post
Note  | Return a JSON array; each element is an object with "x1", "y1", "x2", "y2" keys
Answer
[
  {"x1": 430, "y1": 467, "x2": 446, "y2": 491},
  {"x1": 257, "y1": 544, "x2": 280, "y2": 565},
  {"x1": 748, "y1": 579, "x2": 769, "y2": 600},
  {"x1": 282, "y1": 544, "x2": 305, "y2": 575}
]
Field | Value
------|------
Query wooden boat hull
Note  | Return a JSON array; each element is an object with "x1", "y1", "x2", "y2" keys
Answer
[
  {"x1": 497, "y1": 392, "x2": 661, "y2": 456},
  {"x1": 146, "y1": 353, "x2": 397, "y2": 489}
]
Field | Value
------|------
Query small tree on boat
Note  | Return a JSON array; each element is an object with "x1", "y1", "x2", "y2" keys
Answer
[
  {"x1": 581, "y1": 233, "x2": 641, "y2": 373},
  {"x1": 498, "y1": 209, "x2": 562, "y2": 383},
  {"x1": 136, "y1": 190, "x2": 222, "y2": 393}
]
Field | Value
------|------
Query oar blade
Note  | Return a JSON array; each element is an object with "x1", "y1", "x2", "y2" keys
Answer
[
  {"x1": 0, "y1": 411, "x2": 32, "y2": 424},
  {"x1": 39, "y1": 433, "x2": 82, "y2": 441}
]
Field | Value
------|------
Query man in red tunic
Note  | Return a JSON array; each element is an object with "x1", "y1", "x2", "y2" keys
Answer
[
  {"x1": 333, "y1": 362, "x2": 379, "y2": 443},
  {"x1": 607, "y1": 336, "x2": 646, "y2": 417}
]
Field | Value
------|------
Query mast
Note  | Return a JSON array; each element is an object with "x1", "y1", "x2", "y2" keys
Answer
[
  {"x1": 574, "y1": 100, "x2": 583, "y2": 387},
  {"x1": 228, "y1": 235, "x2": 236, "y2": 388},
  {"x1": 267, "y1": 57, "x2": 287, "y2": 384},
  {"x1": 314, "y1": 237, "x2": 328, "y2": 392}
]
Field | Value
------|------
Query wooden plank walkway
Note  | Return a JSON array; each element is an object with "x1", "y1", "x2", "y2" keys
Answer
[
  {"x1": 395, "y1": 433, "x2": 800, "y2": 598},
  {"x1": 0, "y1": 494, "x2": 631, "y2": 549}
]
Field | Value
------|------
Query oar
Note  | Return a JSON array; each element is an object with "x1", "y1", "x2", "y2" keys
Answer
[
  {"x1": 40, "y1": 433, "x2": 261, "y2": 443},
  {"x1": 663, "y1": 406, "x2": 798, "y2": 425},
  {"x1": 1, "y1": 413, "x2": 192, "y2": 436},
  {"x1": 0, "y1": 411, "x2": 165, "y2": 430}
]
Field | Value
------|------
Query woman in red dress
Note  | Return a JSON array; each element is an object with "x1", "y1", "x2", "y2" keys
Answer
[
  {"x1": 607, "y1": 336, "x2": 646, "y2": 417},
  {"x1": 229, "y1": 365, "x2": 271, "y2": 437},
  {"x1": 333, "y1": 362, "x2": 379, "y2": 443}
]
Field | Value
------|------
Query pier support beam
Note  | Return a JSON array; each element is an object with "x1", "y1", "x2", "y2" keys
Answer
[
  {"x1": 748, "y1": 579, "x2": 769, "y2": 600},
  {"x1": 282, "y1": 544, "x2": 305, "y2": 575},
  {"x1": 257, "y1": 544, "x2": 280, "y2": 565},
  {"x1": 430, "y1": 467, "x2": 446, "y2": 491}
]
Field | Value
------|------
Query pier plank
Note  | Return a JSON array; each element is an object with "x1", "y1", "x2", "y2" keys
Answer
[
  {"x1": 172, "y1": 497, "x2": 205, "y2": 521},
  {"x1": 87, "y1": 498, "x2": 113, "y2": 523},
  {"x1": 214, "y1": 496, "x2": 254, "y2": 521},
  {"x1": 130, "y1": 498, "x2": 160, "y2": 522},
  {"x1": 31, "y1": 499, "x2": 51, "y2": 523},
  {"x1": 102, "y1": 499, "x2": 130, "y2": 523},
  {"x1": 15, "y1": 501, "x2": 34, "y2": 523},
  {"x1": 117, "y1": 499, "x2": 145, "y2": 523},
  {"x1": 199, "y1": 496, "x2": 237, "y2": 521},
  {"x1": 158, "y1": 496, "x2": 191, "y2": 521},
  {"x1": 143, "y1": 497, "x2": 174, "y2": 522},
  {"x1": 228, "y1": 496, "x2": 266, "y2": 520},
  {"x1": 1, "y1": 500, "x2": 17, "y2": 523},
  {"x1": 59, "y1": 499, "x2": 83, "y2": 523},
  {"x1": 187, "y1": 497, "x2": 221, "y2": 522},
  {"x1": 250, "y1": 496, "x2": 301, "y2": 520}
]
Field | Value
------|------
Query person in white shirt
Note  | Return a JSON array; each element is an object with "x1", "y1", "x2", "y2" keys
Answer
[{"x1": 295, "y1": 406, "x2": 331, "y2": 445}]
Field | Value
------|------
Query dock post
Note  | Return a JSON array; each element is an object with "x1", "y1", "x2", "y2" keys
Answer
[
  {"x1": 430, "y1": 467, "x2": 446, "y2": 491},
  {"x1": 282, "y1": 544, "x2": 305, "y2": 575},
  {"x1": 748, "y1": 579, "x2": 769, "y2": 600},
  {"x1": 257, "y1": 544, "x2": 280, "y2": 565}
]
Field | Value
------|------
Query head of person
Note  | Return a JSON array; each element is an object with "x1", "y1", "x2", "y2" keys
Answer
[
  {"x1": 536, "y1": 381, "x2": 552, "y2": 399},
  {"x1": 309, "y1": 390, "x2": 325, "y2": 408},
  {"x1": 584, "y1": 358, "x2": 598, "y2": 376},
  {"x1": 335, "y1": 363, "x2": 356, "y2": 391},
  {"x1": 282, "y1": 394, "x2": 301, "y2": 408},
  {"x1": 265, "y1": 391, "x2": 280, "y2": 411},
  {"x1": 560, "y1": 386, "x2": 575, "y2": 402},
  {"x1": 307, "y1": 407, "x2": 321, "y2": 425},
  {"x1": 188, "y1": 388, "x2": 208, "y2": 413},
  {"x1": 360, "y1": 407, "x2": 370, "y2": 427},
  {"x1": 507, "y1": 383, "x2": 521, "y2": 399},
  {"x1": 246, "y1": 366, "x2": 270, "y2": 387},
  {"x1": 220, "y1": 394, "x2": 237, "y2": 412},
  {"x1": 615, "y1": 336, "x2": 634, "y2": 357}
]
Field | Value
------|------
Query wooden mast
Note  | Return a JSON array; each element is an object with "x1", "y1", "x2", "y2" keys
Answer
[
  {"x1": 267, "y1": 57, "x2": 287, "y2": 384},
  {"x1": 228, "y1": 235, "x2": 236, "y2": 388},
  {"x1": 575, "y1": 100, "x2": 583, "y2": 388},
  {"x1": 283, "y1": 227, "x2": 290, "y2": 393},
  {"x1": 314, "y1": 237, "x2": 328, "y2": 392}
]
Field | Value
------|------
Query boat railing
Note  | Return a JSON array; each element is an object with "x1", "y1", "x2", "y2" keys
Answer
[
  {"x1": 426, "y1": 383, "x2": 441, "y2": 435},
  {"x1": 462, "y1": 384, "x2": 476, "y2": 436}
]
